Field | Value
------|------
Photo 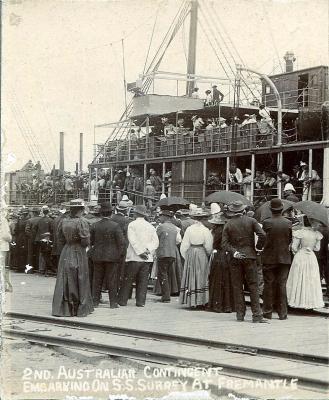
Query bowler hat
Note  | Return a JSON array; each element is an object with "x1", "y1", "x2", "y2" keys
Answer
[
  {"x1": 134, "y1": 205, "x2": 148, "y2": 217},
  {"x1": 227, "y1": 201, "x2": 247, "y2": 213},
  {"x1": 100, "y1": 202, "x2": 112, "y2": 213},
  {"x1": 270, "y1": 198, "x2": 283, "y2": 211}
]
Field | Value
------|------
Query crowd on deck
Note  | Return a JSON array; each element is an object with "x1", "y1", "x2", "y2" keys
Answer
[{"x1": 1, "y1": 188, "x2": 328, "y2": 322}]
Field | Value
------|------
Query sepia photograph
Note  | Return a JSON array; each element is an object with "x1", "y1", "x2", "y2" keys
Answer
[{"x1": 1, "y1": 0, "x2": 329, "y2": 399}]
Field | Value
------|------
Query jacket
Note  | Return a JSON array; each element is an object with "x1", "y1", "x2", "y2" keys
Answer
[
  {"x1": 222, "y1": 215, "x2": 265, "y2": 259},
  {"x1": 25, "y1": 216, "x2": 41, "y2": 241},
  {"x1": 156, "y1": 222, "x2": 181, "y2": 259},
  {"x1": 33, "y1": 216, "x2": 53, "y2": 242},
  {"x1": 111, "y1": 213, "x2": 130, "y2": 250},
  {"x1": 90, "y1": 217, "x2": 124, "y2": 262},
  {"x1": 261, "y1": 215, "x2": 292, "y2": 265}
]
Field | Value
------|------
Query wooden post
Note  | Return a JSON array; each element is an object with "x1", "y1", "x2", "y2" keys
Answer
[
  {"x1": 143, "y1": 163, "x2": 147, "y2": 194},
  {"x1": 308, "y1": 148, "x2": 313, "y2": 200},
  {"x1": 110, "y1": 166, "x2": 114, "y2": 204},
  {"x1": 162, "y1": 162, "x2": 166, "y2": 194},
  {"x1": 226, "y1": 156, "x2": 230, "y2": 191},
  {"x1": 146, "y1": 116, "x2": 149, "y2": 158},
  {"x1": 186, "y1": 0, "x2": 198, "y2": 96},
  {"x1": 181, "y1": 160, "x2": 185, "y2": 197},
  {"x1": 321, "y1": 102, "x2": 329, "y2": 206},
  {"x1": 277, "y1": 152, "x2": 283, "y2": 198},
  {"x1": 251, "y1": 153, "x2": 255, "y2": 203},
  {"x1": 202, "y1": 158, "x2": 207, "y2": 205}
]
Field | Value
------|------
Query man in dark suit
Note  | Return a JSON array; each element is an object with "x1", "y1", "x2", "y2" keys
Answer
[
  {"x1": 222, "y1": 201, "x2": 266, "y2": 323},
  {"x1": 261, "y1": 198, "x2": 292, "y2": 320},
  {"x1": 90, "y1": 202, "x2": 124, "y2": 308},
  {"x1": 33, "y1": 206, "x2": 54, "y2": 274},
  {"x1": 111, "y1": 201, "x2": 131, "y2": 290},
  {"x1": 25, "y1": 207, "x2": 41, "y2": 270},
  {"x1": 156, "y1": 210, "x2": 181, "y2": 302}
]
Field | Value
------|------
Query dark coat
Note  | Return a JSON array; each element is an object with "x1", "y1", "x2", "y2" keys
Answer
[
  {"x1": 261, "y1": 215, "x2": 292, "y2": 265},
  {"x1": 90, "y1": 217, "x2": 124, "y2": 262},
  {"x1": 33, "y1": 216, "x2": 53, "y2": 242},
  {"x1": 222, "y1": 215, "x2": 266, "y2": 259},
  {"x1": 111, "y1": 213, "x2": 130, "y2": 250},
  {"x1": 51, "y1": 214, "x2": 66, "y2": 256},
  {"x1": 25, "y1": 216, "x2": 41, "y2": 241},
  {"x1": 156, "y1": 222, "x2": 179, "y2": 259}
]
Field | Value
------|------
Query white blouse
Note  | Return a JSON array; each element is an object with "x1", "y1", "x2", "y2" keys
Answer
[{"x1": 180, "y1": 221, "x2": 213, "y2": 259}]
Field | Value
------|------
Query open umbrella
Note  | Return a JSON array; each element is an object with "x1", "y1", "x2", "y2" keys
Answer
[
  {"x1": 255, "y1": 199, "x2": 294, "y2": 222},
  {"x1": 205, "y1": 190, "x2": 252, "y2": 206},
  {"x1": 293, "y1": 201, "x2": 329, "y2": 226},
  {"x1": 158, "y1": 196, "x2": 190, "y2": 210}
]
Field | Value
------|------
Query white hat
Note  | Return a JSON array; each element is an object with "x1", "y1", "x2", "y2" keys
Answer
[
  {"x1": 284, "y1": 183, "x2": 296, "y2": 192},
  {"x1": 245, "y1": 169, "x2": 252, "y2": 174},
  {"x1": 122, "y1": 195, "x2": 129, "y2": 201},
  {"x1": 126, "y1": 171, "x2": 131, "y2": 177},
  {"x1": 189, "y1": 203, "x2": 198, "y2": 211},
  {"x1": 300, "y1": 161, "x2": 307, "y2": 167},
  {"x1": 160, "y1": 193, "x2": 167, "y2": 200},
  {"x1": 210, "y1": 202, "x2": 221, "y2": 215}
]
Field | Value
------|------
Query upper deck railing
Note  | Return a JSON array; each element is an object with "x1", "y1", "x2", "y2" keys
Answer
[{"x1": 93, "y1": 122, "x2": 300, "y2": 165}]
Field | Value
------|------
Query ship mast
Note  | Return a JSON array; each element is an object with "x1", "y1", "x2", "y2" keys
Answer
[{"x1": 186, "y1": 0, "x2": 198, "y2": 96}]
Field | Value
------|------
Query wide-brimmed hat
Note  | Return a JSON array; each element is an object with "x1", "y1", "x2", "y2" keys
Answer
[
  {"x1": 190, "y1": 208, "x2": 210, "y2": 218},
  {"x1": 208, "y1": 213, "x2": 226, "y2": 225},
  {"x1": 270, "y1": 198, "x2": 283, "y2": 211},
  {"x1": 284, "y1": 183, "x2": 296, "y2": 192},
  {"x1": 134, "y1": 205, "x2": 148, "y2": 217},
  {"x1": 212, "y1": 85, "x2": 217, "y2": 88},
  {"x1": 176, "y1": 209, "x2": 190, "y2": 216},
  {"x1": 100, "y1": 202, "x2": 112, "y2": 213},
  {"x1": 116, "y1": 201, "x2": 129, "y2": 211},
  {"x1": 245, "y1": 168, "x2": 252, "y2": 174},
  {"x1": 122, "y1": 195, "x2": 130, "y2": 201},
  {"x1": 146, "y1": 179, "x2": 152, "y2": 185},
  {"x1": 205, "y1": 90, "x2": 211, "y2": 94},
  {"x1": 227, "y1": 201, "x2": 247, "y2": 214},
  {"x1": 160, "y1": 210, "x2": 173, "y2": 217},
  {"x1": 69, "y1": 199, "x2": 85, "y2": 208}
]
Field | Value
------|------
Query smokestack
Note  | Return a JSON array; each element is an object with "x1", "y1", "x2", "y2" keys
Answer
[
  {"x1": 59, "y1": 132, "x2": 64, "y2": 172},
  {"x1": 283, "y1": 51, "x2": 296, "y2": 73},
  {"x1": 79, "y1": 132, "x2": 83, "y2": 172}
]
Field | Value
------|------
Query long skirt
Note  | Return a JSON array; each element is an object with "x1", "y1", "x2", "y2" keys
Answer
[
  {"x1": 208, "y1": 251, "x2": 235, "y2": 312},
  {"x1": 286, "y1": 248, "x2": 324, "y2": 309},
  {"x1": 153, "y1": 248, "x2": 183, "y2": 295},
  {"x1": 52, "y1": 243, "x2": 94, "y2": 317},
  {"x1": 179, "y1": 246, "x2": 210, "y2": 307}
]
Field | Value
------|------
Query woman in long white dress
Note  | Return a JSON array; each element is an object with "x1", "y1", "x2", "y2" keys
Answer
[
  {"x1": 179, "y1": 209, "x2": 213, "y2": 308},
  {"x1": 286, "y1": 222, "x2": 324, "y2": 309}
]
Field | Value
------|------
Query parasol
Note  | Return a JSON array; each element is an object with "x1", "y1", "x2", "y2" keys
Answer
[
  {"x1": 205, "y1": 190, "x2": 252, "y2": 206},
  {"x1": 255, "y1": 199, "x2": 294, "y2": 222},
  {"x1": 158, "y1": 196, "x2": 190, "y2": 211},
  {"x1": 293, "y1": 201, "x2": 329, "y2": 226}
]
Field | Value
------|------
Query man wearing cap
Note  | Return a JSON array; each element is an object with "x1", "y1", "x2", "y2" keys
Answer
[
  {"x1": 90, "y1": 202, "x2": 124, "y2": 308},
  {"x1": 112, "y1": 201, "x2": 131, "y2": 289},
  {"x1": 283, "y1": 183, "x2": 299, "y2": 202},
  {"x1": 33, "y1": 206, "x2": 54, "y2": 274},
  {"x1": 156, "y1": 210, "x2": 182, "y2": 302},
  {"x1": 119, "y1": 205, "x2": 159, "y2": 307},
  {"x1": 261, "y1": 198, "x2": 292, "y2": 320},
  {"x1": 222, "y1": 201, "x2": 266, "y2": 322},
  {"x1": 25, "y1": 207, "x2": 41, "y2": 270}
]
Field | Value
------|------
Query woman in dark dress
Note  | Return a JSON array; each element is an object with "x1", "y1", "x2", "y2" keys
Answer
[
  {"x1": 52, "y1": 199, "x2": 94, "y2": 317},
  {"x1": 207, "y1": 213, "x2": 235, "y2": 313}
]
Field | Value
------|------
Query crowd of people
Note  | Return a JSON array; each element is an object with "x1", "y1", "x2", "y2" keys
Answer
[
  {"x1": 207, "y1": 160, "x2": 323, "y2": 204},
  {"x1": 1, "y1": 191, "x2": 327, "y2": 322}
]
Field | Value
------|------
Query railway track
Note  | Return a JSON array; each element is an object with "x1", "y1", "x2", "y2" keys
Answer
[{"x1": 3, "y1": 312, "x2": 329, "y2": 393}]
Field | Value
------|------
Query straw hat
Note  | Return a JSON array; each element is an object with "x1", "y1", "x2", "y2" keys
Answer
[
  {"x1": 208, "y1": 213, "x2": 226, "y2": 225},
  {"x1": 284, "y1": 183, "x2": 296, "y2": 192},
  {"x1": 210, "y1": 203, "x2": 221, "y2": 215},
  {"x1": 134, "y1": 205, "x2": 148, "y2": 217},
  {"x1": 227, "y1": 201, "x2": 247, "y2": 214}
]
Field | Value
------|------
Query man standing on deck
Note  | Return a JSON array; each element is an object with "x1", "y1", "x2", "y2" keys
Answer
[
  {"x1": 222, "y1": 201, "x2": 266, "y2": 323},
  {"x1": 212, "y1": 85, "x2": 224, "y2": 103}
]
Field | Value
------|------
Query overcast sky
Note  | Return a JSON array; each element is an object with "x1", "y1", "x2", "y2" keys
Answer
[{"x1": 2, "y1": 0, "x2": 328, "y2": 172}]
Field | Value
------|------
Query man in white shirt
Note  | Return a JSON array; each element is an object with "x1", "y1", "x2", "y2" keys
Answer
[
  {"x1": 119, "y1": 205, "x2": 159, "y2": 307},
  {"x1": 191, "y1": 87, "x2": 200, "y2": 99},
  {"x1": 259, "y1": 104, "x2": 275, "y2": 130}
]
